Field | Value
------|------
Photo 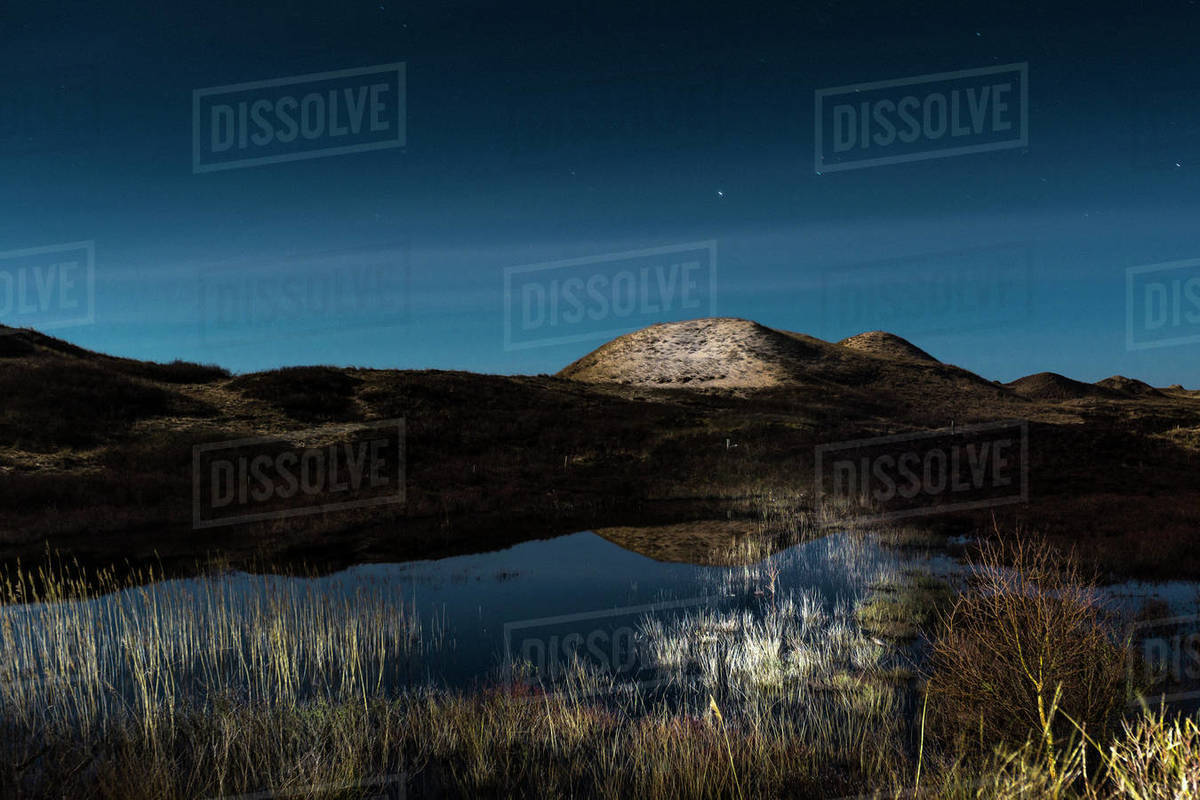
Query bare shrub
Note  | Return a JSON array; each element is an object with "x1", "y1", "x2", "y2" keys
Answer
[{"x1": 925, "y1": 532, "x2": 1126, "y2": 755}]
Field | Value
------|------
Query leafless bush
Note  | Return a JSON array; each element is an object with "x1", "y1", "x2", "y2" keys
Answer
[{"x1": 925, "y1": 531, "x2": 1126, "y2": 755}]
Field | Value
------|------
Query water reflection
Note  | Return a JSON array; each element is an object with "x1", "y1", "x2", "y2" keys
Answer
[{"x1": 0, "y1": 531, "x2": 952, "y2": 710}]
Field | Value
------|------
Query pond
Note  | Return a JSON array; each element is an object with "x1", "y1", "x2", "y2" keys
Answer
[
  {"x1": 0, "y1": 531, "x2": 940, "y2": 710},
  {"x1": 2, "y1": 527, "x2": 1193, "y2": 730}
]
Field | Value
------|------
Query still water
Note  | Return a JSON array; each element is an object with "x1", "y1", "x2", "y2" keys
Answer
[
  {"x1": 2, "y1": 529, "x2": 1190, "y2": 709},
  {"x1": 1, "y1": 531, "x2": 939, "y2": 696}
]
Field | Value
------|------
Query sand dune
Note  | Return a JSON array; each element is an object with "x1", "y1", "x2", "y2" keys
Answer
[
  {"x1": 837, "y1": 330, "x2": 939, "y2": 363},
  {"x1": 1096, "y1": 375, "x2": 1165, "y2": 397},
  {"x1": 556, "y1": 318, "x2": 829, "y2": 388},
  {"x1": 558, "y1": 318, "x2": 955, "y2": 389},
  {"x1": 1007, "y1": 372, "x2": 1116, "y2": 401}
]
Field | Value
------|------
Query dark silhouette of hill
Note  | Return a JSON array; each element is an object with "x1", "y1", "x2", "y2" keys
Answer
[
  {"x1": 0, "y1": 325, "x2": 226, "y2": 450},
  {"x1": 1006, "y1": 372, "x2": 1118, "y2": 401},
  {"x1": 1, "y1": 319, "x2": 1198, "y2": 581},
  {"x1": 0, "y1": 324, "x2": 229, "y2": 384},
  {"x1": 1096, "y1": 375, "x2": 1165, "y2": 398}
]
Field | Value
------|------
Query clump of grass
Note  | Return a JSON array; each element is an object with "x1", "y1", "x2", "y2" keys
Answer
[
  {"x1": 857, "y1": 572, "x2": 955, "y2": 640},
  {"x1": 874, "y1": 525, "x2": 948, "y2": 549},
  {"x1": 0, "y1": 559, "x2": 439, "y2": 748},
  {"x1": 1101, "y1": 707, "x2": 1200, "y2": 797},
  {"x1": 940, "y1": 702, "x2": 1200, "y2": 800},
  {"x1": 746, "y1": 486, "x2": 889, "y2": 546},
  {"x1": 751, "y1": 487, "x2": 815, "y2": 542}
]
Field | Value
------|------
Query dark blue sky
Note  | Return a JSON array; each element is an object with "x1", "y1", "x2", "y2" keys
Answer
[{"x1": 2, "y1": 1, "x2": 1199, "y2": 386}]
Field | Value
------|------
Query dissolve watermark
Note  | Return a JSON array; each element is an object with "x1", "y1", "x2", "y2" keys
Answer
[
  {"x1": 1126, "y1": 259, "x2": 1200, "y2": 350},
  {"x1": 814, "y1": 421, "x2": 1029, "y2": 524},
  {"x1": 198, "y1": 242, "x2": 409, "y2": 349},
  {"x1": 207, "y1": 773, "x2": 406, "y2": 800},
  {"x1": 504, "y1": 597, "x2": 716, "y2": 696},
  {"x1": 1127, "y1": 613, "x2": 1200, "y2": 711},
  {"x1": 193, "y1": 63, "x2": 406, "y2": 173},
  {"x1": 192, "y1": 420, "x2": 405, "y2": 529},
  {"x1": 815, "y1": 62, "x2": 1028, "y2": 173},
  {"x1": 0, "y1": 241, "x2": 95, "y2": 334},
  {"x1": 503, "y1": 241, "x2": 717, "y2": 350},
  {"x1": 821, "y1": 243, "x2": 1033, "y2": 337}
]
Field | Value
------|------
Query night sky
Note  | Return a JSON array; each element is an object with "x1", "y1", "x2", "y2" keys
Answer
[{"x1": 3, "y1": 1, "x2": 1199, "y2": 386}]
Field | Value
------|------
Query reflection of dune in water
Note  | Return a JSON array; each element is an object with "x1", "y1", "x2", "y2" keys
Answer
[{"x1": 594, "y1": 519, "x2": 770, "y2": 566}]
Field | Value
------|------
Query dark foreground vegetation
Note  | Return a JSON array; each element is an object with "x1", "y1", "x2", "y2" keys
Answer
[{"x1": 1, "y1": 529, "x2": 1196, "y2": 799}]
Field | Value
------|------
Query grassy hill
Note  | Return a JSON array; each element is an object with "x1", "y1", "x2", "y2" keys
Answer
[{"x1": 1, "y1": 320, "x2": 1198, "y2": 579}]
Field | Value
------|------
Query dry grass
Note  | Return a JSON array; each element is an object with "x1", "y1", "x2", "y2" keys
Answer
[
  {"x1": 958, "y1": 705, "x2": 1200, "y2": 800},
  {"x1": 1, "y1": 519, "x2": 1198, "y2": 798},
  {"x1": 0, "y1": 527, "x2": 917, "y2": 798},
  {"x1": 0, "y1": 557, "x2": 441, "y2": 749},
  {"x1": 5, "y1": 686, "x2": 1195, "y2": 799},
  {"x1": 856, "y1": 572, "x2": 955, "y2": 640}
]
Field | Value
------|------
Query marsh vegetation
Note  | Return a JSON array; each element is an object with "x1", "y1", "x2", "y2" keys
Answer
[{"x1": 1, "y1": 505, "x2": 1195, "y2": 799}]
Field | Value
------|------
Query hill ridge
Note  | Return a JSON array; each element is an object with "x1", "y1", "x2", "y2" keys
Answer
[
  {"x1": 1007, "y1": 371, "x2": 1116, "y2": 401},
  {"x1": 837, "y1": 331, "x2": 939, "y2": 363},
  {"x1": 558, "y1": 318, "x2": 980, "y2": 392}
]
